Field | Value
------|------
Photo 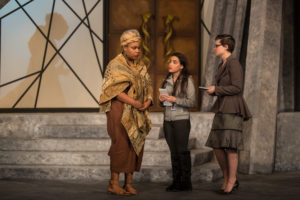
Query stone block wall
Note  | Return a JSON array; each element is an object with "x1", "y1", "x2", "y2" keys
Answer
[{"x1": 275, "y1": 112, "x2": 300, "y2": 171}]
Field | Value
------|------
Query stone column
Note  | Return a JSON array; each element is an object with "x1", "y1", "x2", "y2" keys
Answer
[
  {"x1": 201, "y1": 0, "x2": 248, "y2": 111},
  {"x1": 239, "y1": 0, "x2": 283, "y2": 174}
]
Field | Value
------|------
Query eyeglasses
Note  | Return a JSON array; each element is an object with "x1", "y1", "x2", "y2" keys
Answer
[{"x1": 215, "y1": 44, "x2": 222, "y2": 48}]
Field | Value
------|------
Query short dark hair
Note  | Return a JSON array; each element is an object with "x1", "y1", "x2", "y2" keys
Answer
[{"x1": 215, "y1": 34, "x2": 235, "y2": 53}]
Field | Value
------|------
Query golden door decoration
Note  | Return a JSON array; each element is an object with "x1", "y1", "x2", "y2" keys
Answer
[{"x1": 106, "y1": 0, "x2": 200, "y2": 111}]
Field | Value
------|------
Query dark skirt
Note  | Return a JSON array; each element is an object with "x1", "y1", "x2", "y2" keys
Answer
[
  {"x1": 205, "y1": 113, "x2": 244, "y2": 150},
  {"x1": 106, "y1": 99, "x2": 144, "y2": 173}
]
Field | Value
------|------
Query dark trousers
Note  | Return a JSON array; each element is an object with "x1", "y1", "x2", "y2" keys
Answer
[
  {"x1": 164, "y1": 119, "x2": 192, "y2": 191},
  {"x1": 163, "y1": 119, "x2": 191, "y2": 154}
]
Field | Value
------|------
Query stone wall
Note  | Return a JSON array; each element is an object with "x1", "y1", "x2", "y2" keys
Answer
[{"x1": 275, "y1": 112, "x2": 300, "y2": 171}]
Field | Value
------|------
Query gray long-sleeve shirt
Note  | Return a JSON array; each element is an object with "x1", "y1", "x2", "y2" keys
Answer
[{"x1": 160, "y1": 75, "x2": 196, "y2": 121}]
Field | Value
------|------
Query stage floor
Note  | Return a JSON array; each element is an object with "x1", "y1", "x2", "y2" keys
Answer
[{"x1": 0, "y1": 171, "x2": 299, "y2": 200}]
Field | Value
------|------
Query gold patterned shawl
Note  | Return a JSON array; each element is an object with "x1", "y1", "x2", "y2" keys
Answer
[{"x1": 99, "y1": 54, "x2": 153, "y2": 156}]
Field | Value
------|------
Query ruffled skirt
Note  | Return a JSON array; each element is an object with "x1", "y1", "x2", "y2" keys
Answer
[{"x1": 205, "y1": 113, "x2": 244, "y2": 150}]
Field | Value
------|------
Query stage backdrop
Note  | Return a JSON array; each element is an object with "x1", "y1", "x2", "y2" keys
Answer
[
  {"x1": 0, "y1": 0, "x2": 214, "y2": 110},
  {"x1": 0, "y1": 0, "x2": 104, "y2": 109}
]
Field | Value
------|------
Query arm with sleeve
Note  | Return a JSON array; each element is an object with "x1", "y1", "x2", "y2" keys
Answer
[
  {"x1": 175, "y1": 76, "x2": 196, "y2": 107},
  {"x1": 215, "y1": 60, "x2": 243, "y2": 96}
]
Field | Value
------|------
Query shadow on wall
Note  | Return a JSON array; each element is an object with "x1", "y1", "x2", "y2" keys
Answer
[
  {"x1": 0, "y1": 12, "x2": 70, "y2": 108},
  {"x1": 0, "y1": 0, "x2": 10, "y2": 10}
]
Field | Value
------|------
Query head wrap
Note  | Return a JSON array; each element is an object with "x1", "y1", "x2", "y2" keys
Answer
[{"x1": 120, "y1": 29, "x2": 141, "y2": 46}]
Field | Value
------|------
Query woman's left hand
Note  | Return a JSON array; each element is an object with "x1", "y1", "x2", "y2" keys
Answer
[
  {"x1": 165, "y1": 96, "x2": 176, "y2": 103},
  {"x1": 138, "y1": 100, "x2": 152, "y2": 111},
  {"x1": 206, "y1": 86, "x2": 215, "y2": 95},
  {"x1": 159, "y1": 94, "x2": 168, "y2": 102}
]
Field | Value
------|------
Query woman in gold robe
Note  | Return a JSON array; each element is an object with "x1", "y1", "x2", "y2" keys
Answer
[{"x1": 99, "y1": 29, "x2": 153, "y2": 195}]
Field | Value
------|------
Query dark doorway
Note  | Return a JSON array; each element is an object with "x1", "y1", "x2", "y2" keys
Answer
[{"x1": 295, "y1": 0, "x2": 300, "y2": 111}]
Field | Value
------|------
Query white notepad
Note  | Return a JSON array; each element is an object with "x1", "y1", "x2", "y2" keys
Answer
[
  {"x1": 199, "y1": 86, "x2": 209, "y2": 90},
  {"x1": 159, "y1": 88, "x2": 172, "y2": 106}
]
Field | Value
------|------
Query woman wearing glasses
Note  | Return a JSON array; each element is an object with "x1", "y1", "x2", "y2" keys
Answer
[{"x1": 205, "y1": 34, "x2": 251, "y2": 194}]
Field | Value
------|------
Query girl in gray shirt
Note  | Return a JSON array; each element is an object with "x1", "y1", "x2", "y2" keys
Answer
[{"x1": 159, "y1": 52, "x2": 195, "y2": 192}]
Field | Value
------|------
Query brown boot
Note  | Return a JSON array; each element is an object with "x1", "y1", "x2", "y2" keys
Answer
[
  {"x1": 107, "y1": 172, "x2": 129, "y2": 195},
  {"x1": 124, "y1": 173, "x2": 138, "y2": 195}
]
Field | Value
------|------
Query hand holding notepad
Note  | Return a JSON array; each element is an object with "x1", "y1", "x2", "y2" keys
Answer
[{"x1": 159, "y1": 88, "x2": 172, "y2": 106}]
